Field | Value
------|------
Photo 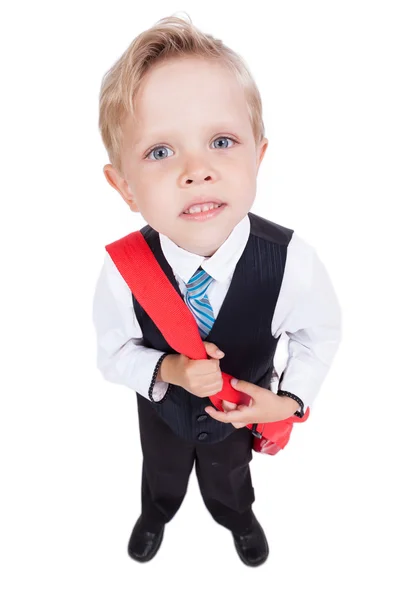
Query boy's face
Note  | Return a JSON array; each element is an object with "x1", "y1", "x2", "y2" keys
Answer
[{"x1": 104, "y1": 56, "x2": 268, "y2": 256}]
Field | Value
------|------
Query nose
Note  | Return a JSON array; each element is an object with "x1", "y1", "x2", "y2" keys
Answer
[{"x1": 178, "y1": 156, "x2": 217, "y2": 187}]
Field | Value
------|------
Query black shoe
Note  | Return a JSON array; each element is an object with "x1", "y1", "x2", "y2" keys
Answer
[
  {"x1": 127, "y1": 516, "x2": 165, "y2": 563},
  {"x1": 232, "y1": 514, "x2": 269, "y2": 567}
]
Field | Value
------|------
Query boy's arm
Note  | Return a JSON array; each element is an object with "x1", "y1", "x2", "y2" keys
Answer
[
  {"x1": 92, "y1": 252, "x2": 170, "y2": 402},
  {"x1": 272, "y1": 234, "x2": 342, "y2": 411}
]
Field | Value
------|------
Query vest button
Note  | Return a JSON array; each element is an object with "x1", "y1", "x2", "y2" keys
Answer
[
  {"x1": 197, "y1": 432, "x2": 208, "y2": 441},
  {"x1": 197, "y1": 414, "x2": 208, "y2": 422}
]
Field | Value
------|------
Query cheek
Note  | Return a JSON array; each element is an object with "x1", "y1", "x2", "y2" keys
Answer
[
  {"x1": 131, "y1": 172, "x2": 173, "y2": 223},
  {"x1": 137, "y1": 165, "x2": 172, "y2": 190},
  {"x1": 133, "y1": 169, "x2": 167, "y2": 196},
  {"x1": 230, "y1": 162, "x2": 257, "y2": 194},
  {"x1": 227, "y1": 152, "x2": 257, "y2": 179}
]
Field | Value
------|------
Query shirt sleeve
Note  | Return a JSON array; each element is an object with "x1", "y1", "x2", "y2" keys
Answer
[
  {"x1": 272, "y1": 233, "x2": 342, "y2": 410},
  {"x1": 92, "y1": 252, "x2": 169, "y2": 401}
]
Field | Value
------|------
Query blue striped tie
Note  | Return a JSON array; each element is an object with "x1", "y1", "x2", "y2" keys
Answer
[{"x1": 185, "y1": 268, "x2": 215, "y2": 339}]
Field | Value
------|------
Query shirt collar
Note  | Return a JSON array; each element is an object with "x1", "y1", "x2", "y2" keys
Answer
[{"x1": 159, "y1": 214, "x2": 250, "y2": 284}]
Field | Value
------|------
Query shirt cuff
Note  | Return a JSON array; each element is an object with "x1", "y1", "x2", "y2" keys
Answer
[
  {"x1": 151, "y1": 381, "x2": 170, "y2": 402},
  {"x1": 148, "y1": 352, "x2": 171, "y2": 403},
  {"x1": 277, "y1": 389, "x2": 305, "y2": 417},
  {"x1": 126, "y1": 347, "x2": 171, "y2": 402}
]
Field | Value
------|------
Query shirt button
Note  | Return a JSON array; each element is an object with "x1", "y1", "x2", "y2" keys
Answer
[
  {"x1": 197, "y1": 432, "x2": 208, "y2": 441},
  {"x1": 197, "y1": 414, "x2": 208, "y2": 422}
]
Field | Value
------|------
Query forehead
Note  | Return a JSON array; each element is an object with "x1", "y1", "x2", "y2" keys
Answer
[{"x1": 129, "y1": 57, "x2": 250, "y2": 141}]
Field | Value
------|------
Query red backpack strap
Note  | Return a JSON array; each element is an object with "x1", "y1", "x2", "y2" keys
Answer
[{"x1": 106, "y1": 231, "x2": 206, "y2": 358}]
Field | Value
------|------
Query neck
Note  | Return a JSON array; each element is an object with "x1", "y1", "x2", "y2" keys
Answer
[{"x1": 176, "y1": 241, "x2": 222, "y2": 257}]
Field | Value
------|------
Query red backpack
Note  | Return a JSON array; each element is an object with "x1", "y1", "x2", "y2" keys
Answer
[{"x1": 106, "y1": 231, "x2": 309, "y2": 454}]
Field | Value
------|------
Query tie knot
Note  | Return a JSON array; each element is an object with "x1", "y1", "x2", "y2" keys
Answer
[{"x1": 187, "y1": 268, "x2": 213, "y2": 296}]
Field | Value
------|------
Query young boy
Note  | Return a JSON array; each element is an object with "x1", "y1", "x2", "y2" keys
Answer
[{"x1": 93, "y1": 15, "x2": 342, "y2": 567}]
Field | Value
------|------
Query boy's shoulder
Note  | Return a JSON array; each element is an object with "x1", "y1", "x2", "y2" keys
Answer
[{"x1": 248, "y1": 211, "x2": 294, "y2": 246}]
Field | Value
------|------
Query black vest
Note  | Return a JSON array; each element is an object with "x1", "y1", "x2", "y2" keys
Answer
[{"x1": 133, "y1": 212, "x2": 294, "y2": 444}]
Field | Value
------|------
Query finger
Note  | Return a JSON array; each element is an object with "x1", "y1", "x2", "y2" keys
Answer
[
  {"x1": 205, "y1": 406, "x2": 252, "y2": 425},
  {"x1": 193, "y1": 358, "x2": 221, "y2": 375},
  {"x1": 237, "y1": 401, "x2": 253, "y2": 411},
  {"x1": 205, "y1": 386, "x2": 224, "y2": 397},
  {"x1": 199, "y1": 372, "x2": 223, "y2": 389},
  {"x1": 204, "y1": 342, "x2": 224, "y2": 359},
  {"x1": 222, "y1": 400, "x2": 237, "y2": 412},
  {"x1": 204, "y1": 407, "x2": 232, "y2": 423},
  {"x1": 230, "y1": 378, "x2": 260, "y2": 395},
  {"x1": 223, "y1": 398, "x2": 253, "y2": 412}
]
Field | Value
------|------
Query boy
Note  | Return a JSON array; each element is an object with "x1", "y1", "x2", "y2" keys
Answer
[{"x1": 93, "y1": 15, "x2": 342, "y2": 567}]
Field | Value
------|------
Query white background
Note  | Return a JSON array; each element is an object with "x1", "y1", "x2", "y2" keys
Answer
[{"x1": 1, "y1": 1, "x2": 399, "y2": 598}]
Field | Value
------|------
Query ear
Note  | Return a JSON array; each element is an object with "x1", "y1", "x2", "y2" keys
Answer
[
  {"x1": 103, "y1": 164, "x2": 140, "y2": 212},
  {"x1": 256, "y1": 138, "x2": 268, "y2": 173}
]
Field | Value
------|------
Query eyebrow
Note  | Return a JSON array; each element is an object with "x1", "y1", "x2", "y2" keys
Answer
[{"x1": 133, "y1": 125, "x2": 242, "y2": 146}]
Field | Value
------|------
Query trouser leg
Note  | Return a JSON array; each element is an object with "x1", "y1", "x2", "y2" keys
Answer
[
  {"x1": 195, "y1": 427, "x2": 255, "y2": 534},
  {"x1": 137, "y1": 395, "x2": 195, "y2": 529}
]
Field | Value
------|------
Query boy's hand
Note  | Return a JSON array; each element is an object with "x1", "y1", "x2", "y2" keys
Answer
[
  {"x1": 220, "y1": 398, "x2": 250, "y2": 428},
  {"x1": 159, "y1": 342, "x2": 224, "y2": 398},
  {"x1": 206, "y1": 378, "x2": 300, "y2": 427}
]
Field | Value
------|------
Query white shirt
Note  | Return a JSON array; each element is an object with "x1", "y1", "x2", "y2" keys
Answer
[{"x1": 92, "y1": 214, "x2": 342, "y2": 410}]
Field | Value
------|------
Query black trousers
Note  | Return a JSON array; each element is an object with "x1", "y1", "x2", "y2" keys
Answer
[{"x1": 136, "y1": 396, "x2": 255, "y2": 535}]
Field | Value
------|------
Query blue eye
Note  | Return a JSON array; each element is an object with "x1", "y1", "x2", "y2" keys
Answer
[
  {"x1": 212, "y1": 137, "x2": 235, "y2": 149},
  {"x1": 145, "y1": 136, "x2": 236, "y2": 160},
  {"x1": 146, "y1": 146, "x2": 174, "y2": 161}
]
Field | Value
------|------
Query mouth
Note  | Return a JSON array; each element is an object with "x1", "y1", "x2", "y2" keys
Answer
[{"x1": 180, "y1": 198, "x2": 227, "y2": 221}]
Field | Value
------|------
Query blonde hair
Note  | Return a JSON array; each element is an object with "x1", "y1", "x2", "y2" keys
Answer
[{"x1": 99, "y1": 14, "x2": 265, "y2": 175}]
